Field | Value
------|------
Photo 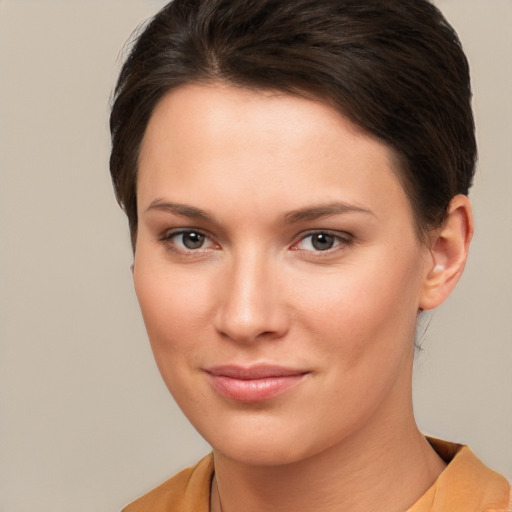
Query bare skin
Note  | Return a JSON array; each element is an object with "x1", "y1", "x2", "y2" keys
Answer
[
  {"x1": 134, "y1": 83, "x2": 472, "y2": 512},
  {"x1": 209, "y1": 344, "x2": 447, "y2": 512}
]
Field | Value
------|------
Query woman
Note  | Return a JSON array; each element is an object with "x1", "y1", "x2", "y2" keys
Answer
[{"x1": 109, "y1": 0, "x2": 510, "y2": 511}]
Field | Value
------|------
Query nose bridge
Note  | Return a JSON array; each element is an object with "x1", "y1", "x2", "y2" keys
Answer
[{"x1": 215, "y1": 246, "x2": 288, "y2": 343}]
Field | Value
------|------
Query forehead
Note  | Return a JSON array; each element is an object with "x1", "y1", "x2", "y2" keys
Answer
[{"x1": 137, "y1": 83, "x2": 411, "y2": 226}]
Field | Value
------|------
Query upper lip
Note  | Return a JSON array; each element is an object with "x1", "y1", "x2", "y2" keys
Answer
[{"x1": 205, "y1": 364, "x2": 308, "y2": 379}]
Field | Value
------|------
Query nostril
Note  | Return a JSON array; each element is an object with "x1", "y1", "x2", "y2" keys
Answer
[{"x1": 214, "y1": 309, "x2": 289, "y2": 344}]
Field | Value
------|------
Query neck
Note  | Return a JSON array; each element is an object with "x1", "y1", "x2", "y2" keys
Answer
[{"x1": 211, "y1": 371, "x2": 445, "y2": 512}]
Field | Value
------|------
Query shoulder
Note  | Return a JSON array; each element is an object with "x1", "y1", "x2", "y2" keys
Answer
[
  {"x1": 408, "y1": 438, "x2": 510, "y2": 512},
  {"x1": 122, "y1": 454, "x2": 214, "y2": 512}
]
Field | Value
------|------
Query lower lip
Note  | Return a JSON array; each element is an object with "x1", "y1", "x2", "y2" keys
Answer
[{"x1": 207, "y1": 374, "x2": 306, "y2": 402}]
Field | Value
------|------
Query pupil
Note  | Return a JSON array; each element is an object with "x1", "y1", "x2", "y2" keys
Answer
[
  {"x1": 183, "y1": 232, "x2": 204, "y2": 249},
  {"x1": 312, "y1": 233, "x2": 334, "y2": 250}
]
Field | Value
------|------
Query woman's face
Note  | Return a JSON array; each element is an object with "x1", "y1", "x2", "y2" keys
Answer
[{"x1": 134, "y1": 84, "x2": 433, "y2": 466}]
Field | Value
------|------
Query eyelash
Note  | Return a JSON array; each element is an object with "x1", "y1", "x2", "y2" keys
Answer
[
  {"x1": 291, "y1": 230, "x2": 353, "y2": 254},
  {"x1": 158, "y1": 229, "x2": 353, "y2": 255},
  {"x1": 159, "y1": 229, "x2": 219, "y2": 254}
]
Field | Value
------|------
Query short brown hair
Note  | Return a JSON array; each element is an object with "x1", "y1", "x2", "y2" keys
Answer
[{"x1": 110, "y1": 0, "x2": 476, "y2": 248}]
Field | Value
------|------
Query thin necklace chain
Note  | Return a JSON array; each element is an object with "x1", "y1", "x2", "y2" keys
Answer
[{"x1": 215, "y1": 476, "x2": 224, "y2": 512}]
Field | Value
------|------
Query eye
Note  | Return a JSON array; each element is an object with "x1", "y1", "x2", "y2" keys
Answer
[
  {"x1": 178, "y1": 231, "x2": 206, "y2": 249},
  {"x1": 160, "y1": 229, "x2": 218, "y2": 252},
  {"x1": 293, "y1": 231, "x2": 351, "y2": 252}
]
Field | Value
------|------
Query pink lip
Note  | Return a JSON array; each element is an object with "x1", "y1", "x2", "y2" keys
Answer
[{"x1": 205, "y1": 365, "x2": 308, "y2": 402}]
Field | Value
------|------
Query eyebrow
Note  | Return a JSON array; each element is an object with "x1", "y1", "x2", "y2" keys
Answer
[
  {"x1": 284, "y1": 202, "x2": 374, "y2": 224},
  {"x1": 145, "y1": 199, "x2": 374, "y2": 224},
  {"x1": 145, "y1": 199, "x2": 214, "y2": 222}
]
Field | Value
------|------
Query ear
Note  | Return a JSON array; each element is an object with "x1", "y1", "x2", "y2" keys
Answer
[{"x1": 419, "y1": 194, "x2": 474, "y2": 311}]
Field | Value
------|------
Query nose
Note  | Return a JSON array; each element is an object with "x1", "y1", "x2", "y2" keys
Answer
[{"x1": 214, "y1": 252, "x2": 290, "y2": 344}]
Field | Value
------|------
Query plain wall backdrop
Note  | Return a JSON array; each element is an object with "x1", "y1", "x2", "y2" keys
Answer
[{"x1": 0, "y1": 1, "x2": 510, "y2": 511}]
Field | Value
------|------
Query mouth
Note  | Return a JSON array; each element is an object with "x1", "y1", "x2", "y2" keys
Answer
[{"x1": 204, "y1": 364, "x2": 309, "y2": 402}]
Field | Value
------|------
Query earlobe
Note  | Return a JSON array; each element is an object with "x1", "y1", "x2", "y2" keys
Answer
[{"x1": 419, "y1": 194, "x2": 474, "y2": 311}]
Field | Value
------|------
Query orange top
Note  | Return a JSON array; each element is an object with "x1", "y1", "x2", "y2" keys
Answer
[{"x1": 122, "y1": 438, "x2": 510, "y2": 512}]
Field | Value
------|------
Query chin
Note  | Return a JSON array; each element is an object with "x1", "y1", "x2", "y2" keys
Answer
[
  {"x1": 195, "y1": 412, "x2": 345, "y2": 468},
  {"x1": 214, "y1": 438, "x2": 310, "y2": 467}
]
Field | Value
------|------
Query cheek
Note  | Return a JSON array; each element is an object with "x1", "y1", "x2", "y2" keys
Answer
[
  {"x1": 133, "y1": 266, "x2": 212, "y2": 416},
  {"x1": 296, "y1": 252, "x2": 423, "y2": 369},
  {"x1": 133, "y1": 256, "x2": 213, "y2": 363},
  {"x1": 293, "y1": 260, "x2": 421, "y2": 433}
]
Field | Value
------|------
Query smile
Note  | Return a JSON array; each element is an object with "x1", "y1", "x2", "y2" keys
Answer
[{"x1": 205, "y1": 365, "x2": 309, "y2": 402}]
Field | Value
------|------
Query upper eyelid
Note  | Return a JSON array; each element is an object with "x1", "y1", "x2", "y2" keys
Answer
[
  {"x1": 160, "y1": 227, "x2": 211, "y2": 240},
  {"x1": 293, "y1": 229, "x2": 353, "y2": 242}
]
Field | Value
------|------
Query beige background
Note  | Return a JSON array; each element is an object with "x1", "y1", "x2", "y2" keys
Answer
[{"x1": 0, "y1": 1, "x2": 510, "y2": 511}]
